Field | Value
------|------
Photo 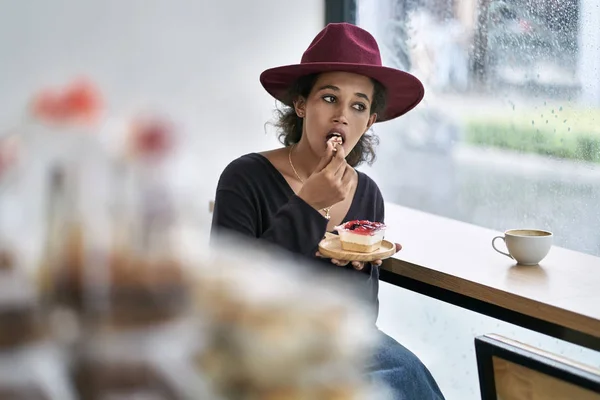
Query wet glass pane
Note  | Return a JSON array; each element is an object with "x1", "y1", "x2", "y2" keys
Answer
[{"x1": 357, "y1": 0, "x2": 600, "y2": 257}]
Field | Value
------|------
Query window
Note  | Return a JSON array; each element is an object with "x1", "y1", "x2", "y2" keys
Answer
[
  {"x1": 325, "y1": 3, "x2": 600, "y2": 399},
  {"x1": 334, "y1": 0, "x2": 600, "y2": 257}
]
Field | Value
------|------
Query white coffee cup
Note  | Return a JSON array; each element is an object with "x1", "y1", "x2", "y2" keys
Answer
[{"x1": 492, "y1": 229, "x2": 553, "y2": 265}]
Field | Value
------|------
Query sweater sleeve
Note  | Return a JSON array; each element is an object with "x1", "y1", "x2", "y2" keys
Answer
[{"x1": 211, "y1": 189, "x2": 328, "y2": 256}]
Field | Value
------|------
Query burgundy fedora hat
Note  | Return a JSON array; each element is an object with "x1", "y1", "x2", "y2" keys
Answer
[{"x1": 260, "y1": 23, "x2": 424, "y2": 122}]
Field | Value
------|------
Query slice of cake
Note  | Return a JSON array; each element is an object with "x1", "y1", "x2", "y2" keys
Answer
[{"x1": 334, "y1": 220, "x2": 386, "y2": 253}]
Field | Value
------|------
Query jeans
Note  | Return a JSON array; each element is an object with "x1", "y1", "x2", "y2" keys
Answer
[{"x1": 366, "y1": 330, "x2": 445, "y2": 400}]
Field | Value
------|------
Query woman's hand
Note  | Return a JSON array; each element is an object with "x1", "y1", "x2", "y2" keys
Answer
[
  {"x1": 297, "y1": 142, "x2": 353, "y2": 212},
  {"x1": 316, "y1": 243, "x2": 402, "y2": 270}
]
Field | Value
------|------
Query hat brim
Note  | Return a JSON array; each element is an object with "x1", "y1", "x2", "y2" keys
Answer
[{"x1": 259, "y1": 62, "x2": 424, "y2": 122}]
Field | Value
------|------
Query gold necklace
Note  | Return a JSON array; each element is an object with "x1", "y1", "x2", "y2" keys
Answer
[{"x1": 288, "y1": 144, "x2": 332, "y2": 220}]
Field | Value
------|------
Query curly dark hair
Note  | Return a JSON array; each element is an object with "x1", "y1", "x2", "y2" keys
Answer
[{"x1": 271, "y1": 73, "x2": 387, "y2": 168}]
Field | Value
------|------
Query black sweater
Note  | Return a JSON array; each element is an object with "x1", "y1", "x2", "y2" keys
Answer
[{"x1": 211, "y1": 153, "x2": 385, "y2": 320}]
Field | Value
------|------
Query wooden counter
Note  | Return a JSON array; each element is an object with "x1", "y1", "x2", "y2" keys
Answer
[{"x1": 381, "y1": 203, "x2": 600, "y2": 350}]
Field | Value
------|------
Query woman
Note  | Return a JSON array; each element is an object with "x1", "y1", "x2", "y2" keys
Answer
[{"x1": 211, "y1": 23, "x2": 445, "y2": 399}]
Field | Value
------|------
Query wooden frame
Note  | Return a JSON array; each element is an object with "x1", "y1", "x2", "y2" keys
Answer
[{"x1": 475, "y1": 334, "x2": 600, "y2": 399}]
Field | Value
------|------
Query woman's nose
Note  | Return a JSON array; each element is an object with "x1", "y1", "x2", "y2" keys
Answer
[{"x1": 332, "y1": 107, "x2": 349, "y2": 125}]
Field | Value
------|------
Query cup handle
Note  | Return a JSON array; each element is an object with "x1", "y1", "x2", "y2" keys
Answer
[{"x1": 492, "y1": 236, "x2": 513, "y2": 259}]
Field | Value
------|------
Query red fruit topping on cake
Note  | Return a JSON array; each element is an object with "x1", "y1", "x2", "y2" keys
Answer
[{"x1": 340, "y1": 220, "x2": 386, "y2": 235}]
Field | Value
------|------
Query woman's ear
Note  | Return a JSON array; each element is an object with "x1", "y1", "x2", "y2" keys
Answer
[
  {"x1": 365, "y1": 113, "x2": 377, "y2": 132},
  {"x1": 293, "y1": 98, "x2": 306, "y2": 118}
]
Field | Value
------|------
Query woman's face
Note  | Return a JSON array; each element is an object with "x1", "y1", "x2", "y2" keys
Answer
[{"x1": 294, "y1": 72, "x2": 378, "y2": 157}]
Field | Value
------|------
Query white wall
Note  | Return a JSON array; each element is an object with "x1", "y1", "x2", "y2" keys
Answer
[
  {"x1": 0, "y1": 3, "x2": 472, "y2": 398},
  {"x1": 0, "y1": 0, "x2": 325, "y2": 225}
]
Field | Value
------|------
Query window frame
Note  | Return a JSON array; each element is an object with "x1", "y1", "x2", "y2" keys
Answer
[{"x1": 324, "y1": 0, "x2": 356, "y2": 25}]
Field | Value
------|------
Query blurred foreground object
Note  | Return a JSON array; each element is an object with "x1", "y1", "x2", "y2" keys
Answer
[
  {"x1": 0, "y1": 253, "x2": 77, "y2": 399},
  {"x1": 195, "y1": 235, "x2": 392, "y2": 399},
  {"x1": 4, "y1": 78, "x2": 391, "y2": 399}
]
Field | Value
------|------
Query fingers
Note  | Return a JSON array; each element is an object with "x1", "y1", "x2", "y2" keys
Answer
[
  {"x1": 334, "y1": 141, "x2": 345, "y2": 158},
  {"x1": 331, "y1": 259, "x2": 372, "y2": 270},
  {"x1": 316, "y1": 253, "x2": 352, "y2": 268},
  {"x1": 331, "y1": 137, "x2": 343, "y2": 152},
  {"x1": 318, "y1": 247, "x2": 399, "y2": 268},
  {"x1": 331, "y1": 259, "x2": 350, "y2": 267},
  {"x1": 319, "y1": 245, "x2": 394, "y2": 271},
  {"x1": 321, "y1": 256, "x2": 367, "y2": 270},
  {"x1": 332, "y1": 260, "x2": 366, "y2": 270},
  {"x1": 339, "y1": 164, "x2": 354, "y2": 185},
  {"x1": 315, "y1": 141, "x2": 336, "y2": 172},
  {"x1": 351, "y1": 261, "x2": 365, "y2": 270},
  {"x1": 324, "y1": 143, "x2": 347, "y2": 175}
]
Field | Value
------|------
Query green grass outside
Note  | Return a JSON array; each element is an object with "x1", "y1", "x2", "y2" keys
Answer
[{"x1": 463, "y1": 107, "x2": 600, "y2": 163}]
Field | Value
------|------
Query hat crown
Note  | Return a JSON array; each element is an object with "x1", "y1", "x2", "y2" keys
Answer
[{"x1": 301, "y1": 23, "x2": 383, "y2": 66}]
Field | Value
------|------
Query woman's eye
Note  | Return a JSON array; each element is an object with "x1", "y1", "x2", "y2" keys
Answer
[{"x1": 322, "y1": 95, "x2": 365, "y2": 111}]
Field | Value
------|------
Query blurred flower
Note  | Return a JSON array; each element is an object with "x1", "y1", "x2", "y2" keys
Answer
[
  {"x1": 126, "y1": 113, "x2": 175, "y2": 162},
  {"x1": 30, "y1": 77, "x2": 104, "y2": 126}
]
